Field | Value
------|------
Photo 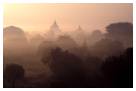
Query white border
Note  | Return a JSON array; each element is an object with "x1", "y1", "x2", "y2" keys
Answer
[
  {"x1": 0, "y1": 0, "x2": 135, "y2": 3},
  {"x1": 0, "y1": 0, "x2": 135, "y2": 90},
  {"x1": 0, "y1": 1, "x2": 3, "y2": 89}
]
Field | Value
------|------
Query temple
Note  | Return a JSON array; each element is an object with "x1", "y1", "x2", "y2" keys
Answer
[
  {"x1": 47, "y1": 21, "x2": 61, "y2": 40},
  {"x1": 50, "y1": 20, "x2": 60, "y2": 32}
]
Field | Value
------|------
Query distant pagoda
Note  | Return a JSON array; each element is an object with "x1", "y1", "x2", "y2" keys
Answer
[
  {"x1": 75, "y1": 25, "x2": 86, "y2": 46},
  {"x1": 47, "y1": 21, "x2": 61, "y2": 40},
  {"x1": 76, "y1": 25, "x2": 82, "y2": 31},
  {"x1": 50, "y1": 20, "x2": 60, "y2": 32}
]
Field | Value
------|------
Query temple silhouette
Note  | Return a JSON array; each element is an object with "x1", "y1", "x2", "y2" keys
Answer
[{"x1": 47, "y1": 21, "x2": 61, "y2": 40}]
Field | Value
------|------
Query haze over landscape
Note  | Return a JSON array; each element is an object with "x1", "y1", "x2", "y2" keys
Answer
[{"x1": 3, "y1": 3, "x2": 133, "y2": 88}]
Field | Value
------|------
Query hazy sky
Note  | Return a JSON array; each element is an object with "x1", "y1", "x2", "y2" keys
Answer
[{"x1": 4, "y1": 3, "x2": 133, "y2": 33}]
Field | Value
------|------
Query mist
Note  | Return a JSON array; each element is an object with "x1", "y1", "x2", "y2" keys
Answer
[{"x1": 3, "y1": 3, "x2": 133, "y2": 88}]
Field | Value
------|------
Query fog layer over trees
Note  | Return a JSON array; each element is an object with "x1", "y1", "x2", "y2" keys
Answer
[{"x1": 3, "y1": 22, "x2": 133, "y2": 88}]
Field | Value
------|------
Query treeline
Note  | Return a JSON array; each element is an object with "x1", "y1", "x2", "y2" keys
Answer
[
  {"x1": 3, "y1": 22, "x2": 133, "y2": 88},
  {"x1": 3, "y1": 47, "x2": 133, "y2": 88}
]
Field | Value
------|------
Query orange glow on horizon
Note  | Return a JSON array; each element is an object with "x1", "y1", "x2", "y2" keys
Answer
[{"x1": 4, "y1": 3, "x2": 133, "y2": 33}]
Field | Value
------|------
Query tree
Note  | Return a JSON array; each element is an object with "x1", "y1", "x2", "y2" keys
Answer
[
  {"x1": 87, "y1": 30, "x2": 103, "y2": 46},
  {"x1": 41, "y1": 47, "x2": 85, "y2": 87},
  {"x1": 4, "y1": 26, "x2": 29, "y2": 60},
  {"x1": 101, "y1": 48, "x2": 133, "y2": 87},
  {"x1": 83, "y1": 56, "x2": 105, "y2": 87},
  {"x1": 4, "y1": 26, "x2": 28, "y2": 44},
  {"x1": 39, "y1": 41, "x2": 57, "y2": 65},
  {"x1": 90, "y1": 38, "x2": 124, "y2": 59},
  {"x1": 56, "y1": 35, "x2": 78, "y2": 54},
  {"x1": 105, "y1": 22, "x2": 133, "y2": 48},
  {"x1": 4, "y1": 63, "x2": 25, "y2": 88}
]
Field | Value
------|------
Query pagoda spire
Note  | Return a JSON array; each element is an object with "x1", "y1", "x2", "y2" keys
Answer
[
  {"x1": 47, "y1": 21, "x2": 61, "y2": 41},
  {"x1": 77, "y1": 25, "x2": 82, "y2": 30},
  {"x1": 53, "y1": 20, "x2": 57, "y2": 26},
  {"x1": 50, "y1": 20, "x2": 60, "y2": 32}
]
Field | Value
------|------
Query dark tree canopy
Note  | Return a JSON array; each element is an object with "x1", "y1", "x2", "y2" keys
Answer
[
  {"x1": 4, "y1": 63, "x2": 25, "y2": 87},
  {"x1": 90, "y1": 38, "x2": 124, "y2": 58},
  {"x1": 102, "y1": 48, "x2": 133, "y2": 87},
  {"x1": 106, "y1": 22, "x2": 133, "y2": 35},
  {"x1": 105, "y1": 22, "x2": 133, "y2": 48},
  {"x1": 41, "y1": 47, "x2": 86, "y2": 87},
  {"x1": 49, "y1": 47, "x2": 83, "y2": 74}
]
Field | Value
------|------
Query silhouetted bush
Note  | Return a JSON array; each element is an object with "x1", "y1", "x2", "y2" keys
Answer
[{"x1": 4, "y1": 63, "x2": 25, "y2": 88}]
